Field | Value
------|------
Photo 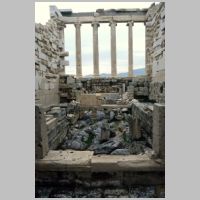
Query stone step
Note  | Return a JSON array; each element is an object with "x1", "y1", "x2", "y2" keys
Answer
[{"x1": 36, "y1": 150, "x2": 164, "y2": 172}]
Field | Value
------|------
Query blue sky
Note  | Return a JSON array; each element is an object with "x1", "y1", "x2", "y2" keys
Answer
[{"x1": 35, "y1": 2, "x2": 154, "y2": 76}]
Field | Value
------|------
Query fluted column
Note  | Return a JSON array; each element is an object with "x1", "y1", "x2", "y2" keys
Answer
[
  {"x1": 109, "y1": 21, "x2": 117, "y2": 77},
  {"x1": 74, "y1": 22, "x2": 82, "y2": 78},
  {"x1": 92, "y1": 22, "x2": 100, "y2": 77},
  {"x1": 127, "y1": 21, "x2": 134, "y2": 77}
]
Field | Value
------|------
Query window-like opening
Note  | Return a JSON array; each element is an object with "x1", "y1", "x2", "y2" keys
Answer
[
  {"x1": 133, "y1": 23, "x2": 145, "y2": 76},
  {"x1": 81, "y1": 24, "x2": 93, "y2": 76},
  {"x1": 99, "y1": 23, "x2": 111, "y2": 76},
  {"x1": 116, "y1": 23, "x2": 128, "y2": 76},
  {"x1": 64, "y1": 25, "x2": 76, "y2": 75}
]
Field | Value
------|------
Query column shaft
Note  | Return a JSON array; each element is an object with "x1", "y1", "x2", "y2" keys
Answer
[
  {"x1": 92, "y1": 22, "x2": 100, "y2": 77},
  {"x1": 74, "y1": 23, "x2": 82, "y2": 78},
  {"x1": 109, "y1": 22, "x2": 117, "y2": 77},
  {"x1": 127, "y1": 21, "x2": 134, "y2": 77}
]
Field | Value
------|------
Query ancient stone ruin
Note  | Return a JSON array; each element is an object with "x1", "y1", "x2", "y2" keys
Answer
[{"x1": 35, "y1": 2, "x2": 165, "y2": 198}]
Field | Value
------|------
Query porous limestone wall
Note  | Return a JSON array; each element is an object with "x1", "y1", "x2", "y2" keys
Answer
[
  {"x1": 59, "y1": 75, "x2": 82, "y2": 103},
  {"x1": 35, "y1": 105, "x2": 49, "y2": 159},
  {"x1": 35, "y1": 19, "x2": 67, "y2": 106},
  {"x1": 146, "y1": 2, "x2": 165, "y2": 82},
  {"x1": 46, "y1": 106, "x2": 69, "y2": 150},
  {"x1": 129, "y1": 76, "x2": 150, "y2": 100},
  {"x1": 57, "y1": 76, "x2": 157, "y2": 103},
  {"x1": 35, "y1": 104, "x2": 70, "y2": 159},
  {"x1": 80, "y1": 77, "x2": 150, "y2": 100},
  {"x1": 145, "y1": 2, "x2": 165, "y2": 103},
  {"x1": 80, "y1": 78, "x2": 131, "y2": 94},
  {"x1": 149, "y1": 81, "x2": 165, "y2": 103},
  {"x1": 36, "y1": 171, "x2": 165, "y2": 189},
  {"x1": 132, "y1": 100, "x2": 153, "y2": 146}
]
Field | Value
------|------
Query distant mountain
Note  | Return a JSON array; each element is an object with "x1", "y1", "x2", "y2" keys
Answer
[{"x1": 84, "y1": 68, "x2": 145, "y2": 78}]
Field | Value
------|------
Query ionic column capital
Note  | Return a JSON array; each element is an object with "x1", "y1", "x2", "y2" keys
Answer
[
  {"x1": 109, "y1": 21, "x2": 117, "y2": 27},
  {"x1": 126, "y1": 21, "x2": 134, "y2": 27},
  {"x1": 74, "y1": 22, "x2": 82, "y2": 28},
  {"x1": 91, "y1": 22, "x2": 100, "y2": 27}
]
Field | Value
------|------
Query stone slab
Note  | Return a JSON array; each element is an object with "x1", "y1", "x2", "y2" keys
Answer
[
  {"x1": 79, "y1": 94, "x2": 102, "y2": 106},
  {"x1": 46, "y1": 118, "x2": 57, "y2": 131},
  {"x1": 36, "y1": 151, "x2": 164, "y2": 173},
  {"x1": 101, "y1": 104, "x2": 131, "y2": 109},
  {"x1": 91, "y1": 154, "x2": 164, "y2": 172},
  {"x1": 36, "y1": 150, "x2": 94, "y2": 171}
]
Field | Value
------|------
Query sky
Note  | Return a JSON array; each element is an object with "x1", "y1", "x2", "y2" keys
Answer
[{"x1": 35, "y1": 2, "x2": 155, "y2": 76}]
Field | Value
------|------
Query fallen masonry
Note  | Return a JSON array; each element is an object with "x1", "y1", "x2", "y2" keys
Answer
[
  {"x1": 35, "y1": 2, "x2": 165, "y2": 198},
  {"x1": 57, "y1": 105, "x2": 153, "y2": 155}
]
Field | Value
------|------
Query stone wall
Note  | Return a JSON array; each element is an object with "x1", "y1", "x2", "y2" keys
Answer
[
  {"x1": 149, "y1": 82, "x2": 165, "y2": 103},
  {"x1": 79, "y1": 77, "x2": 150, "y2": 101},
  {"x1": 129, "y1": 76, "x2": 150, "y2": 100},
  {"x1": 152, "y1": 103, "x2": 165, "y2": 159},
  {"x1": 59, "y1": 75, "x2": 82, "y2": 103},
  {"x1": 131, "y1": 100, "x2": 153, "y2": 146},
  {"x1": 145, "y1": 2, "x2": 165, "y2": 103},
  {"x1": 36, "y1": 171, "x2": 164, "y2": 189},
  {"x1": 45, "y1": 106, "x2": 69, "y2": 150},
  {"x1": 35, "y1": 105, "x2": 49, "y2": 159},
  {"x1": 35, "y1": 105, "x2": 68, "y2": 158},
  {"x1": 80, "y1": 78, "x2": 131, "y2": 94},
  {"x1": 145, "y1": 2, "x2": 165, "y2": 82},
  {"x1": 57, "y1": 76, "x2": 153, "y2": 103},
  {"x1": 35, "y1": 19, "x2": 68, "y2": 106}
]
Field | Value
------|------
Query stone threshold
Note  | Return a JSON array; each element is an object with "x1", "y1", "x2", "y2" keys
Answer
[
  {"x1": 80, "y1": 104, "x2": 132, "y2": 109},
  {"x1": 36, "y1": 150, "x2": 164, "y2": 172}
]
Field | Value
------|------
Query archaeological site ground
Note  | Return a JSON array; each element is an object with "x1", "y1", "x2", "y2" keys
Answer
[{"x1": 35, "y1": 2, "x2": 165, "y2": 198}]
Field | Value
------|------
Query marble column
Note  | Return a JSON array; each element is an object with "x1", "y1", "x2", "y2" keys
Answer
[
  {"x1": 92, "y1": 22, "x2": 100, "y2": 77},
  {"x1": 109, "y1": 21, "x2": 117, "y2": 77},
  {"x1": 74, "y1": 23, "x2": 82, "y2": 78},
  {"x1": 127, "y1": 21, "x2": 134, "y2": 77}
]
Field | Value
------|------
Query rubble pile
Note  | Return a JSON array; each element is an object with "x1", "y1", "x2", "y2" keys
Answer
[{"x1": 58, "y1": 107, "x2": 153, "y2": 155}]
